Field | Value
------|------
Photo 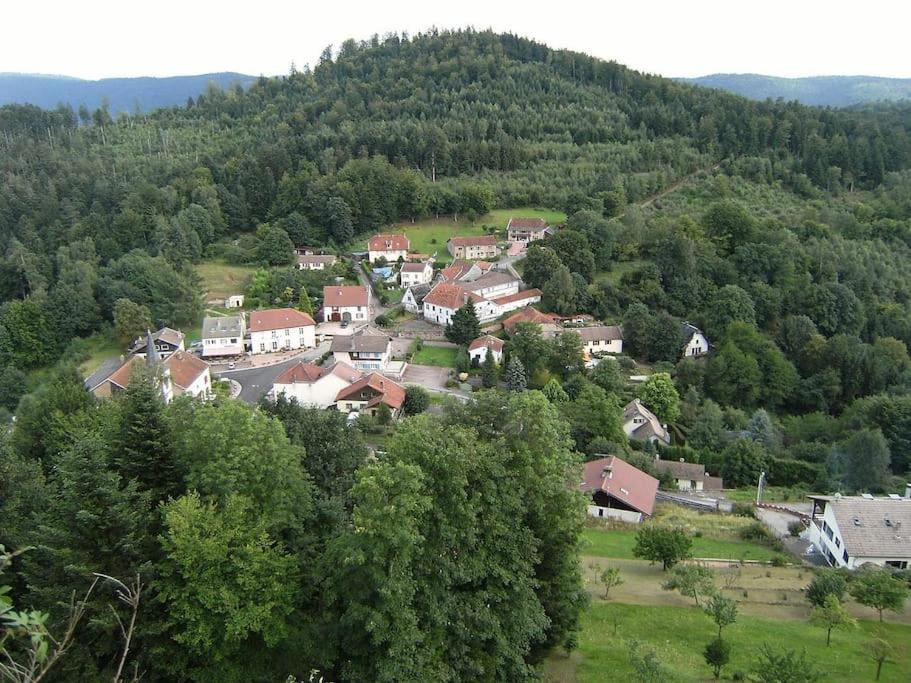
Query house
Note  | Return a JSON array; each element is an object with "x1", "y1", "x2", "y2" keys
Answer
[
  {"x1": 249, "y1": 308, "x2": 316, "y2": 354},
  {"x1": 580, "y1": 456, "x2": 659, "y2": 523},
  {"x1": 447, "y1": 235, "x2": 500, "y2": 260},
  {"x1": 577, "y1": 325, "x2": 624, "y2": 355},
  {"x1": 202, "y1": 314, "x2": 246, "y2": 358},
  {"x1": 491, "y1": 288, "x2": 542, "y2": 315},
  {"x1": 502, "y1": 307, "x2": 562, "y2": 337},
  {"x1": 225, "y1": 295, "x2": 245, "y2": 309},
  {"x1": 463, "y1": 271, "x2": 520, "y2": 300},
  {"x1": 402, "y1": 283, "x2": 433, "y2": 314},
  {"x1": 271, "y1": 360, "x2": 361, "y2": 408},
  {"x1": 653, "y1": 458, "x2": 724, "y2": 492},
  {"x1": 808, "y1": 492, "x2": 911, "y2": 569},
  {"x1": 330, "y1": 326, "x2": 393, "y2": 371},
  {"x1": 681, "y1": 322, "x2": 711, "y2": 358},
  {"x1": 368, "y1": 234, "x2": 410, "y2": 263},
  {"x1": 439, "y1": 259, "x2": 493, "y2": 283},
  {"x1": 128, "y1": 327, "x2": 185, "y2": 359},
  {"x1": 322, "y1": 286, "x2": 371, "y2": 323},
  {"x1": 422, "y1": 283, "x2": 470, "y2": 326},
  {"x1": 422, "y1": 270, "x2": 540, "y2": 326},
  {"x1": 623, "y1": 399, "x2": 671, "y2": 445},
  {"x1": 298, "y1": 254, "x2": 337, "y2": 271},
  {"x1": 335, "y1": 373, "x2": 406, "y2": 417},
  {"x1": 400, "y1": 260, "x2": 433, "y2": 288},
  {"x1": 507, "y1": 217, "x2": 549, "y2": 243},
  {"x1": 468, "y1": 335, "x2": 505, "y2": 365},
  {"x1": 165, "y1": 350, "x2": 213, "y2": 399}
]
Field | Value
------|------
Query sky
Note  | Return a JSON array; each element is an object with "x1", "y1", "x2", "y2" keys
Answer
[{"x1": 2, "y1": 0, "x2": 910, "y2": 80}]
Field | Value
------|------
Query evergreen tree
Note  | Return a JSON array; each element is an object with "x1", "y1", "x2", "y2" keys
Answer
[
  {"x1": 506, "y1": 356, "x2": 527, "y2": 391},
  {"x1": 445, "y1": 302, "x2": 480, "y2": 346},
  {"x1": 481, "y1": 348, "x2": 499, "y2": 388},
  {"x1": 298, "y1": 288, "x2": 314, "y2": 315}
]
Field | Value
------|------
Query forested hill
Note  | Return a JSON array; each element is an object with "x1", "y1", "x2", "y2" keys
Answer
[
  {"x1": 0, "y1": 71, "x2": 257, "y2": 113},
  {"x1": 683, "y1": 73, "x2": 911, "y2": 107}
]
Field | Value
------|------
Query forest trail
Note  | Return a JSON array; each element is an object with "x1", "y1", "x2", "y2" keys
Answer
[{"x1": 636, "y1": 162, "x2": 722, "y2": 209}]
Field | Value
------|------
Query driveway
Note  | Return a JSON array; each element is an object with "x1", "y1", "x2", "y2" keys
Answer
[
  {"x1": 213, "y1": 341, "x2": 330, "y2": 404},
  {"x1": 402, "y1": 363, "x2": 451, "y2": 390}
]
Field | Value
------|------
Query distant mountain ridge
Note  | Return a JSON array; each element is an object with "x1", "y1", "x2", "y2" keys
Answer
[
  {"x1": 0, "y1": 72, "x2": 259, "y2": 113},
  {"x1": 682, "y1": 73, "x2": 911, "y2": 107}
]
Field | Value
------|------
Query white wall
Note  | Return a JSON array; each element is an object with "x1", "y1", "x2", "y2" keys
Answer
[
  {"x1": 497, "y1": 292, "x2": 542, "y2": 315},
  {"x1": 250, "y1": 325, "x2": 315, "y2": 355},
  {"x1": 274, "y1": 373, "x2": 352, "y2": 409},
  {"x1": 333, "y1": 347, "x2": 390, "y2": 371},
  {"x1": 202, "y1": 337, "x2": 244, "y2": 357},
  {"x1": 584, "y1": 338, "x2": 624, "y2": 355},
  {"x1": 587, "y1": 505, "x2": 643, "y2": 524},
  {"x1": 684, "y1": 333, "x2": 709, "y2": 357},
  {"x1": 423, "y1": 303, "x2": 456, "y2": 326},
  {"x1": 401, "y1": 265, "x2": 432, "y2": 288},
  {"x1": 369, "y1": 249, "x2": 408, "y2": 263},
  {"x1": 469, "y1": 346, "x2": 502, "y2": 365},
  {"x1": 178, "y1": 368, "x2": 211, "y2": 399}
]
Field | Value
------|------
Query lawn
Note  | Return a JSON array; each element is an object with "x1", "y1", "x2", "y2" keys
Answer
[
  {"x1": 195, "y1": 259, "x2": 257, "y2": 301},
  {"x1": 582, "y1": 528, "x2": 781, "y2": 563},
  {"x1": 78, "y1": 332, "x2": 122, "y2": 375},
  {"x1": 724, "y1": 486, "x2": 810, "y2": 504},
  {"x1": 593, "y1": 258, "x2": 646, "y2": 285},
  {"x1": 411, "y1": 345, "x2": 458, "y2": 367},
  {"x1": 388, "y1": 206, "x2": 567, "y2": 264},
  {"x1": 547, "y1": 602, "x2": 911, "y2": 682}
]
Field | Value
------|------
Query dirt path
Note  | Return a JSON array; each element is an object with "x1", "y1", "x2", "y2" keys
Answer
[{"x1": 635, "y1": 162, "x2": 722, "y2": 209}]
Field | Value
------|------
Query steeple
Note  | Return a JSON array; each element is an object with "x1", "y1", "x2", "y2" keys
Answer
[{"x1": 145, "y1": 329, "x2": 160, "y2": 367}]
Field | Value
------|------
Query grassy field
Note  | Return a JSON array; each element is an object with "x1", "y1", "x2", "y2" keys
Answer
[
  {"x1": 582, "y1": 528, "x2": 781, "y2": 563},
  {"x1": 547, "y1": 602, "x2": 911, "y2": 682},
  {"x1": 593, "y1": 259, "x2": 646, "y2": 285},
  {"x1": 389, "y1": 207, "x2": 566, "y2": 263},
  {"x1": 724, "y1": 486, "x2": 810, "y2": 504},
  {"x1": 78, "y1": 332, "x2": 122, "y2": 375},
  {"x1": 195, "y1": 259, "x2": 257, "y2": 301},
  {"x1": 412, "y1": 345, "x2": 458, "y2": 367}
]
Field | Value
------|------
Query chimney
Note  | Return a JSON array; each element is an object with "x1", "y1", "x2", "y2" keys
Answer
[{"x1": 602, "y1": 464, "x2": 613, "y2": 479}]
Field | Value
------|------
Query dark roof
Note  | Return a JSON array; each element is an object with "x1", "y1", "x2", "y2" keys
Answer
[
  {"x1": 580, "y1": 456, "x2": 659, "y2": 516},
  {"x1": 330, "y1": 326, "x2": 391, "y2": 353},
  {"x1": 405, "y1": 283, "x2": 433, "y2": 303},
  {"x1": 654, "y1": 459, "x2": 706, "y2": 481},
  {"x1": 84, "y1": 356, "x2": 124, "y2": 391},
  {"x1": 577, "y1": 325, "x2": 624, "y2": 342}
]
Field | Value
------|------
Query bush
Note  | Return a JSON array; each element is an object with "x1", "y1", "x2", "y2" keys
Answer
[
  {"x1": 739, "y1": 522, "x2": 772, "y2": 543},
  {"x1": 731, "y1": 503, "x2": 756, "y2": 518},
  {"x1": 770, "y1": 555, "x2": 788, "y2": 567},
  {"x1": 787, "y1": 520, "x2": 805, "y2": 537},
  {"x1": 375, "y1": 314, "x2": 391, "y2": 327}
]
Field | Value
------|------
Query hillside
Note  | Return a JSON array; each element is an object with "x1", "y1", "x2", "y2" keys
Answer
[
  {"x1": 0, "y1": 71, "x2": 257, "y2": 113},
  {"x1": 684, "y1": 73, "x2": 911, "y2": 107}
]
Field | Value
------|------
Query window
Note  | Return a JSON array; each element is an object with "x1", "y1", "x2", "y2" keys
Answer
[
  {"x1": 285, "y1": 328, "x2": 290, "y2": 336},
  {"x1": 259, "y1": 343, "x2": 265, "y2": 351},
  {"x1": 835, "y1": 537, "x2": 840, "y2": 548},
  {"x1": 885, "y1": 560, "x2": 909, "y2": 569},
  {"x1": 272, "y1": 341, "x2": 278, "y2": 350}
]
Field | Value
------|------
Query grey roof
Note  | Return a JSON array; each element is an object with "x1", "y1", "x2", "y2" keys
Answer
[
  {"x1": 624, "y1": 399, "x2": 670, "y2": 443},
  {"x1": 654, "y1": 459, "x2": 706, "y2": 481},
  {"x1": 331, "y1": 326, "x2": 391, "y2": 354},
  {"x1": 406, "y1": 283, "x2": 433, "y2": 303},
  {"x1": 84, "y1": 356, "x2": 124, "y2": 391},
  {"x1": 815, "y1": 496, "x2": 911, "y2": 559},
  {"x1": 681, "y1": 322, "x2": 711, "y2": 347},
  {"x1": 202, "y1": 315, "x2": 244, "y2": 339},
  {"x1": 466, "y1": 271, "x2": 519, "y2": 292},
  {"x1": 577, "y1": 325, "x2": 624, "y2": 342}
]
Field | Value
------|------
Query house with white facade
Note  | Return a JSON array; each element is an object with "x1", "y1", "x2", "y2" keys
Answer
[
  {"x1": 85, "y1": 342, "x2": 210, "y2": 403},
  {"x1": 224, "y1": 295, "x2": 245, "y2": 309},
  {"x1": 368, "y1": 234, "x2": 410, "y2": 263},
  {"x1": 681, "y1": 322, "x2": 711, "y2": 358},
  {"x1": 580, "y1": 456, "x2": 658, "y2": 523},
  {"x1": 623, "y1": 399, "x2": 671, "y2": 445},
  {"x1": 468, "y1": 335, "x2": 504, "y2": 365},
  {"x1": 399, "y1": 260, "x2": 434, "y2": 288},
  {"x1": 402, "y1": 283, "x2": 433, "y2": 314},
  {"x1": 447, "y1": 235, "x2": 500, "y2": 260},
  {"x1": 422, "y1": 283, "x2": 471, "y2": 326},
  {"x1": 322, "y1": 286, "x2": 371, "y2": 323},
  {"x1": 202, "y1": 314, "x2": 246, "y2": 358},
  {"x1": 809, "y1": 493, "x2": 911, "y2": 569},
  {"x1": 653, "y1": 458, "x2": 724, "y2": 492},
  {"x1": 577, "y1": 326, "x2": 624, "y2": 355},
  {"x1": 298, "y1": 254, "x2": 337, "y2": 271},
  {"x1": 507, "y1": 217, "x2": 549, "y2": 243},
  {"x1": 330, "y1": 326, "x2": 392, "y2": 371},
  {"x1": 271, "y1": 361, "x2": 361, "y2": 408},
  {"x1": 249, "y1": 308, "x2": 316, "y2": 355}
]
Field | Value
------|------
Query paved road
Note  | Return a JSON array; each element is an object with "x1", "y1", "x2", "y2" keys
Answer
[{"x1": 213, "y1": 341, "x2": 330, "y2": 404}]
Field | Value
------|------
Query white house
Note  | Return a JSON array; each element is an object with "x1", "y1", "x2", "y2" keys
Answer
[
  {"x1": 623, "y1": 399, "x2": 671, "y2": 445},
  {"x1": 399, "y1": 260, "x2": 433, "y2": 288},
  {"x1": 85, "y1": 344, "x2": 210, "y2": 403},
  {"x1": 468, "y1": 335, "x2": 504, "y2": 365},
  {"x1": 202, "y1": 315, "x2": 246, "y2": 358},
  {"x1": 681, "y1": 322, "x2": 711, "y2": 358},
  {"x1": 422, "y1": 283, "x2": 469, "y2": 326},
  {"x1": 298, "y1": 254, "x2": 337, "y2": 271},
  {"x1": 165, "y1": 350, "x2": 213, "y2": 399},
  {"x1": 224, "y1": 295, "x2": 245, "y2": 309},
  {"x1": 446, "y1": 235, "x2": 500, "y2": 260},
  {"x1": 809, "y1": 493, "x2": 911, "y2": 569},
  {"x1": 322, "y1": 285, "x2": 371, "y2": 323},
  {"x1": 368, "y1": 234, "x2": 410, "y2": 263},
  {"x1": 577, "y1": 326, "x2": 624, "y2": 355},
  {"x1": 271, "y1": 361, "x2": 361, "y2": 408},
  {"x1": 330, "y1": 326, "x2": 393, "y2": 371},
  {"x1": 249, "y1": 308, "x2": 316, "y2": 354},
  {"x1": 402, "y1": 283, "x2": 433, "y2": 314}
]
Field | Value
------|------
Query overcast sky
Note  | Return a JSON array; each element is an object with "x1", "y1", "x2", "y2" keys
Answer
[{"x1": 3, "y1": 0, "x2": 909, "y2": 80}]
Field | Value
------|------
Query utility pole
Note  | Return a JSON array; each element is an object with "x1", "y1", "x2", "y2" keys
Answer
[{"x1": 756, "y1": 471, "x2": 766, "y2": 506}]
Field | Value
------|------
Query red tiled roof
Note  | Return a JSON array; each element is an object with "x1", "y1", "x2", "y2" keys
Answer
[
  {"x1": 580, "y1": 456, "x2": 659, "y2": 516},
  {"x1": 439, "y1": 259, "x2": 494, "y2": 282},
  {"x1": 503, "y1": 307, "x2": 560, "y2": 332},
  {"x1": 164, "y1": 350, "x2": 209, "y2": 390},
  {"x1": 508, "y1": 217, "x2": 548, "y2": 230},
  {"x1": 336, "y1": 372, "x2": 406, "y2": 410},
  {"x1": 274, "y1": 361, "x2": 324, "y2": 384},
  {"x1": 468, "y1": 335, "x2": 504, "y2": 352},
  {"x1": 492, "y1": 288, "x2": 542, "y2": 306},
  {"x1": 323, "y1": 286, "x2": 369, "y2": 308},
  {"x1": 106, "y1": 356, "x2": 143, "y2": 389},
  {"x1": 423, "y1": 283, "x2": 469, "y2": 310},
  {"x1": 249, "y1": 308, "x2": 315, "y2": 332},
  {"x1": 400, "y1": 261, "x2": 429, "y2": 273},
  {"x1": 368, "y1": 233, "x2": 410, "y2": 251},
  {"x1": 448, "y1": 235, "x2": 498, "y2": 247}
]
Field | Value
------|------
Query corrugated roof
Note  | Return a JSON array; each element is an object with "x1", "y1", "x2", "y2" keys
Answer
[{"x1": 580, "y1": 455, "x2": 659, "y2": 516}]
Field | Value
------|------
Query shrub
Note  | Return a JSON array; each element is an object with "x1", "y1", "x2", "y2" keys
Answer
[
  {"x1": 787, "y1": 520, "x2": 805, "y2": 537},
  {"x1": 739, "y1": 522, "x2": 772, "y2": 543},
  {"x1": 731, "y1": 503, "x2": 756, "y2": 518},
  {"x1": 771, "y1": 555, "x2": 788, "y2": 567},
  {"x1": 375, "y1": 314, "x2": 391, "y2": 327}
]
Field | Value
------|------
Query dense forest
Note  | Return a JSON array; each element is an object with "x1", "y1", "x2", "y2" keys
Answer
[{"x1": 4, "y1": 28, "x2": 911, "y2": 681}]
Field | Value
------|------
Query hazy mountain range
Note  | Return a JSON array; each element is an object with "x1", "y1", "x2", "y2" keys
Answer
[
  {"x1": 682, "y1": 74, "x2": 911, "y2": 107},
  {"x1": 0, "y1": 72, "x2": 258, "y2": 113}
]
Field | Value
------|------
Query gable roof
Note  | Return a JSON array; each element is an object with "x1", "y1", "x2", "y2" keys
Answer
[
  {"x1": 448, "y1": 235, "x2": 498, "y2": 247},
  {"x1": 400, "y1": 261, "x2": 430, "y2": 273},
  {"x1": 812, "y1": 495, "x2": 911, "y2": 559},
  {"x1": 298, "y1": 254, "x2": 337, "y2": 266},
  {"x1": 492, "y1": 288, "x2": 542, "y2": 307},
  {"x1": 368, "y1": 233, "x2": 410, "y2": 251},
  {"x1": 202, "y1": 315, "x2": 244, "y2": 339},
  {"x1": 336, "y1": 372, "x2": 406, "y2": 410},
  {"x1": 503, "y1": 307, "x2": 560, "y2": 333},
  {"x1": 464, "y1": 270, "x2": 519, "y2": 292},
  {"x1": 275, "y1": 360, "x2": 361, "y2": 386},
  {"x1": 423, "y1": 283, "x2": 469, "y2": 311},
  {"x1": 507, "y1": 217, "x2": 548, "y2": 230},
  {"x1": 439, "y1": 259, "x2": 493, "y2": 282},
  {"x1": 653, "y1": 459, "x2": 707, "y2": 481},
  {"x1": 330, "y1": 326, "x2": 391, "y2": 353},
  {"x1": 323, "y1": 285, "x2": 369, "y2": 308},
  {"x1": 624, "y1": 399, "x2": 669, "y2": 442},
  {"x1": 405, "y1": 283, "x2": 433, "y2": 303},
  {"x1": 105, "y1": 355, "x2": 144, "y2": 390},
  {"x1": 580, "y1": 456, "x2": 659, "y2": 516},
  {"x1": 84, "y1": 356, "x2": 125, "y2": 391},
  {"x1": 164, "y1": 350, "x2": 209, "y2": 390},
  {"x1": 249, "y1": 307, "x2": 315, "y2": 332},
  {"x1": 577, "y1": 325, "x2": 624, "y2": 343},
  {"x1": 468, "y1": 334, "x2": 505, "y2": 353}
]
